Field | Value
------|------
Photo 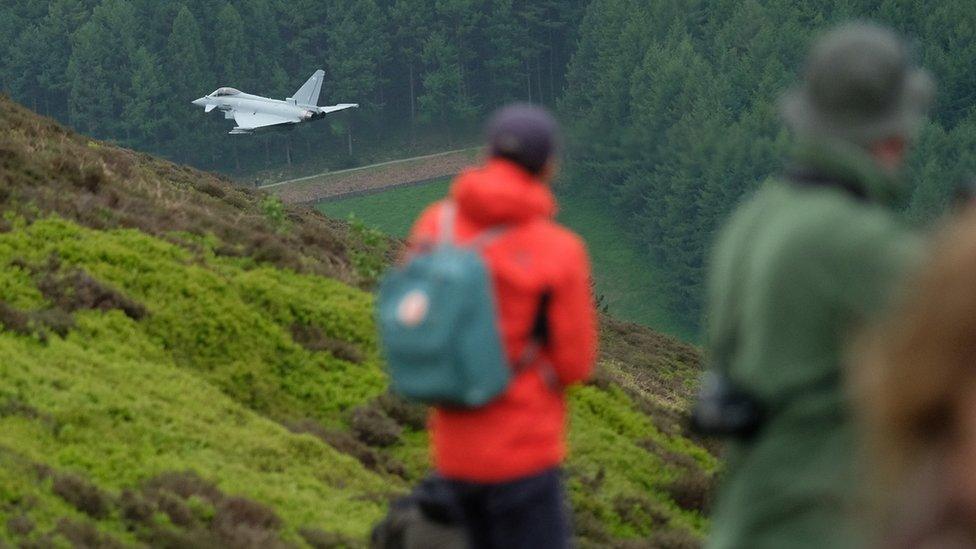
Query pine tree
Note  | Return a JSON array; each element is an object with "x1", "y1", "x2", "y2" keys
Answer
[
  {"x1": 240, "y1": 0, "x2": 287, "y2": 96},
  {"x1": 163, "y1": 6, "x2": 213, "y2": 163},
  {"x1": 214, "y1": 4, "x2": 247, "y2": 83},
  {"x1": 66, "y1": 0, "x2": 139, "y2": 139},
  {"x1": 6, "y1": 0, "x2": 88, "y2": 118},
  {"x1": 124, "y1": 47, "x2": 166, "y2": 150},
  {"x1": 326, "y1": 0, "x2": 388, "y2": 104},
  {"x1": 388, "y1": 0, "x2": 433, "y2": 134},
  {"x1": 483, "y1": 0, "x2": 526, "y2": 106},
  {"x1": 418, "y1": 30, "x2": 476, "y2": 139}
]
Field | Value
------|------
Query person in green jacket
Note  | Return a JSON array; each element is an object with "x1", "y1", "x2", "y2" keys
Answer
[{"x1": 699, "y1": 23, "x2": 935, "y2": 549}]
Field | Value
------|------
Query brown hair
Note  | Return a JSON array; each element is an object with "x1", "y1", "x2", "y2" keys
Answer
[{"x1": 855, "y1": 208, "x2": 976, "y2": 495}]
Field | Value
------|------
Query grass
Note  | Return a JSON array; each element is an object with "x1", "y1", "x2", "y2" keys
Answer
[
  {"x1": 317, "y1": 179, "x2": 696, "y2": 341},
  {"x1": 556, "y1": 192, "x2": 697, "y2": 342},
  {"x1": 318, "y1": 178, "x2": 452, "y2": 238}
]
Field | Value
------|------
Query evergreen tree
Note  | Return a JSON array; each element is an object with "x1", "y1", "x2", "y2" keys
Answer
[
  {"x1": 483, "y1": 0, "x2": 527, "y2": 105},
  {"x1": 418, "y1": 30, "x2": 476, "y2": 138},
  {"x1": 163, "y1": 6, "x2": 212, "y2": 163},
  {"x1": 325, "y1": 0, "x2": 389, "y2": 156},
  {"x1": 214, "y1": 4, "x2": 247, "y2": 83},
  {"x1": 388, "y1": 0, "x2": 431, "y2": 132},
  {"x1": 432, "y1": 0, "x2": 480, "y2": 111},
  {"x1": 66, "y1": 0, "x2": 140, "y2": 139},
  {"x1": 326, "y1": 0, "x2": 388, "y2": 104},
  {"x1": 240, "y1": 0, "x2": 287, "y2": 97},
  {"x1": 124, "y1": 47, "x2": 166, "y2": 149},
  {"x1": 4, "y1": 27, "x2": 47, "y2": 114}
]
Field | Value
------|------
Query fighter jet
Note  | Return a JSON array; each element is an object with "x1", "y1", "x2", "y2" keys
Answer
[{"x1": 191, "y1": 70, "x2": 358, "y2": 134}]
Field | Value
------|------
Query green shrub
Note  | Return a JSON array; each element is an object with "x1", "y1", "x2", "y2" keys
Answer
[
  {"x1": 346, "y1": 215, "x2": 390, "y2": 285},
  {"x1": 260, "y1": 195, "x2": 289, "y2": 233}
]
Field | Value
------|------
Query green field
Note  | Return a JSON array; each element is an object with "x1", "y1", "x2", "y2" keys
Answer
[
  {"x1": 318, "y1": 179, "x2": 453, "y2": 237},
  {"x1": 318, "y1": 180, "x2": 694, "y2": 341}
]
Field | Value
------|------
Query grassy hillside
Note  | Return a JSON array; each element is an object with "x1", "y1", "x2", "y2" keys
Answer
[
  {"x1": 318, "y1": 180, "x2": 694, "y2": 340},
  {"x1": 317, "y1": 179, "x2": 452, "y2": 239},
  {"x1": 0, "y1": 95, "x2": 713, "y2": 548}
]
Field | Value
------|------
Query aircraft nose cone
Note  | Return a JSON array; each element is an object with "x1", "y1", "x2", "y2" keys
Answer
[{"x1": 191, "y1": 98, "x2": 206, "y2": 106}]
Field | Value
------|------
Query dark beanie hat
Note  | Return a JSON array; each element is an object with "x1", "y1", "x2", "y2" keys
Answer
[{"x1": 486, "y1": 103, "x2": 560, "y2": 175}]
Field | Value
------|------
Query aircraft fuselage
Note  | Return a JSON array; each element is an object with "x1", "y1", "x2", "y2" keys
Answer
[{"x1": 191, "y1": 71, "x2": 358, "y2": 135}]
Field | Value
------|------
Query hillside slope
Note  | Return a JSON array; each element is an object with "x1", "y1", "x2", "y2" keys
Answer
[{"x1": 0, "y1": 96, "x2": 714, "y2": 548}]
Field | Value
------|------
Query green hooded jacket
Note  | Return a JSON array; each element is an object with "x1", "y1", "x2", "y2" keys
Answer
[{"x1": 704, "y1": 139, "x2": 925, "y2": 549}]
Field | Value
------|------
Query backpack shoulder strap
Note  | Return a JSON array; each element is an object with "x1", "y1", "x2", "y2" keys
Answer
[
  {"x1": 513, "y1": 290, "x2": 562, "y2": 392},
  {"x1": 467, "y1": 226, "x2": 510, "y2": 249},
  {"x1": 438, "y1": 201, "x2": 457, "y2": 246}
]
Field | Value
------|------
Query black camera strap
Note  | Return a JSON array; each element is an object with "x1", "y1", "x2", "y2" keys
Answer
[{"x1": 691, "y1": 193, "x2": 772, "y2": 439}]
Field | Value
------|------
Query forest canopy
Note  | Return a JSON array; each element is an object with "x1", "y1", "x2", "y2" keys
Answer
[
  {"x1": 560, "y1": 0, "x2": 976, "y2": 327},
  {"x1": 0, "y1": 0, "x2": 586, "y2": 171}
]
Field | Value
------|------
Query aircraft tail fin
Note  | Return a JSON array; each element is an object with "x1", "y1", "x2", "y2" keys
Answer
[{"x1": 290, "y1": 69, "x2": 324, "y2": 106}]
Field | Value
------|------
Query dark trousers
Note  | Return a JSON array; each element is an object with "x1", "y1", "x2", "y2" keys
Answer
[{"x1": 445, "y1": 468, "x2": 571, "y2": 549}]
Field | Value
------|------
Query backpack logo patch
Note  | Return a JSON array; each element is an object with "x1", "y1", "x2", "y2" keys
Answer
[{"x1": 397, "y1": 289, "x2": 430, "y2": 327}]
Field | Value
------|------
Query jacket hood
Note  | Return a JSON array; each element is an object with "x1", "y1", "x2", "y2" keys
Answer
[
  {"x1": 790, "y1": 137, "x2": 908, "y2": 208},
  {"x1": 450, "y1": 158, "x2": 557, "y2": 225}
]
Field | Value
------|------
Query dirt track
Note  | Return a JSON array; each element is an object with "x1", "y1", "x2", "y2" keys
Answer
[{"x1": 264, "y1": 148, "x2": 481, "y2": 205}]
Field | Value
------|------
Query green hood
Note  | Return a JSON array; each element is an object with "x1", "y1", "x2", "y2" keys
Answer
[{"x1": 789, "y1": 138, "x2": 908, "y2": 209}]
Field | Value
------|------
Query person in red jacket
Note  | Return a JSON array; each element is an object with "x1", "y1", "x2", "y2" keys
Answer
[{"x1": 407, "y1": 104, "x2": 597, "y2": 548}]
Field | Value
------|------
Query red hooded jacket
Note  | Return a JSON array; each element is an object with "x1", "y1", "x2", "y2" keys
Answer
[{"x1": 408, "y1": 159, "x2": 597, "y2": 482}]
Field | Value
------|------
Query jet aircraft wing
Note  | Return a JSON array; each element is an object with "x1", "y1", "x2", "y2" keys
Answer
[
  {"x1": 319, "y1": 103, "x2": 359, "y2": 114},
  {"x1": 232, "y1": 111, "x2": 296, "y2": 130}
]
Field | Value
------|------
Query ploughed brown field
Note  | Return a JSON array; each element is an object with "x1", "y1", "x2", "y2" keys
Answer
[{"x1": 266, "y1": 148, "x2": 482, "y2": 205}]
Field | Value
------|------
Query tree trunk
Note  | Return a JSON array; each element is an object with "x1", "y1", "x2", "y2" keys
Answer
[
  {"x1": 526, "y1": 58, "x2": 533, "y2": 102},
  {"x1": 347, "y1": 125, "x2": 353, "y2": 157},
  {"x1": 548, "y1": 27, "x2": 556, "y2": 102},
  {"x1": 455, "y1": 20, "x2": 470, "y2": 102},
  {"x1": 536, "y1": 54, "x2": 543, "y2": 104},
  {"x1": 409, "y1": 62, "x2": 416, "y2": 145}
]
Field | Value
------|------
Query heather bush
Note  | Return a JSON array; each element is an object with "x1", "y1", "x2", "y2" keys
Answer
[
  {"x1": 300, "y1": 527, "x2": 358, "y2": 549},
  {"x1": 51, "y1": 474, "x2": 112, "y2": 520},
  {"x1": 0, "y1": 214, "x2": 715, "y2": 547},
  {"x1": 350, "y1": 405, "x2": 402, "y2": 448},
  {"x1": 5, "y1": 515, "x2": 33, "y2": 537},
  {"x1": 284, "y1": 419, "x2": 407, "y2": 479},
  {"x1": 374, "y1": 392, "x2": 427, "y2": 431}
]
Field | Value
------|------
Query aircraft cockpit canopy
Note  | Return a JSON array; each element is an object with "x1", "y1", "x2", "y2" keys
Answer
[{"x1": 211, "y1": 87, "x2": 242, "y2": 97}]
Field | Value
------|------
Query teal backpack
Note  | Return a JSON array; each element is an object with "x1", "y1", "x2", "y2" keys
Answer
[{"x1": 377, "y1": 202, "x2": 515, "y2": 407}]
